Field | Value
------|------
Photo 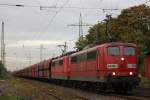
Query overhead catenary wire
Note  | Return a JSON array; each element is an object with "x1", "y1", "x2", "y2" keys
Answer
[
  {"x1": 48, "y1": 0, "x2": 70, "y2": 25},
  {"x1": 22, "y1": 0, "x2": 70, "y2": 64},
  {"x1": 0, "y1": 3, "x2": 122, "y2": 10},
  {"x1": 30, "y1": 0, "x2": 69, "y2": 48},
  {"x1": 41, "y1": 6, "x2": 122, "y2": 10},
  {"x1": 39, "y1": 0, "x2": 70, "y2": 33},
  {"x1": 55, "y1": 0, "x2": 60, "y2": 7},
  {"x1": 145, "y1": 0, "x2": 150, "y2": 3}
]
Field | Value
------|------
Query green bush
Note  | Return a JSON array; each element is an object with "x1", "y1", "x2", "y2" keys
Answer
[{"x1": 0, "y1": 61, "x2": 9, "y2": 79}]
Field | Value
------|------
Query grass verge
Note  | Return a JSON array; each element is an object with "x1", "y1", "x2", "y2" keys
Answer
[{"x1": 0, "y1": 94, "x2": 24, "y2": 100}]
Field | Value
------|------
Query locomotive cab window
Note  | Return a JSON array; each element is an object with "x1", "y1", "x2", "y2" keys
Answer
[
  {"x1": 108, "y1": 47, "x2": 120, "y2": 56},
  {"x1": 77, "y1": 53, "x2": 87, "y2": 63},
  {"x1": 52, "y1": 60, "x2": 63, "y2": 67},
  {"x1": 55, "y1": 61, "x2": 60, "y2": 66},
  {"x1": 71, "y1": 56, "x2": 77, "y2": 64},
  {"x1": 59, "y1": 60, "x2": 63, "y2": 65},
  {"x1": 52, "y1": 62, "x2": 55, "y2": 67},
  {"x1": 87, "y1": 51, "x2": 97, "y2": 60},
  {"x1": 124, "y1": 47, "x2": 135, "y2": 56}
]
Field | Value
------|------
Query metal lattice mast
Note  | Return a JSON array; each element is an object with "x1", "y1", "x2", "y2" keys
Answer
[
  {"x1": 37, "y1": 44, "x2": 47, "y2": 61},
  {"x1": 1, "y1": 22, "x2": 5, "y2": 67},
  {"x1": 79, "y1": 13, "x2": 83, "y2": 38},
  {"x1": 68, "y1": 13, "x2": 92, "y2": 39}
]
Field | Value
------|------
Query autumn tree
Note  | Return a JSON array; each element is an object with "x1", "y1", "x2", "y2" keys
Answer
[{"x1": 75, "y1": 36, "x2": 88, "y2": 51}]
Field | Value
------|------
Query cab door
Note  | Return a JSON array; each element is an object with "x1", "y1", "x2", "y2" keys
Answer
[{"x1": 97, "y1": 47, "x2": 105, "y2": 76}]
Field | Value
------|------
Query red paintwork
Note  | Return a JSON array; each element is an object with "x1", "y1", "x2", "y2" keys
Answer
[
  {"x1": 104, "y1": 44, "x2": 139, "y2": 77},
  {"x1": 69, "y1": 48, "x2": 98, "y2": 79},
  {"x1": 14, "y1": 42, "x2": 139, "y2": 83},
  {"x1": 66, "y1": 43, "x2": 139, "y2": 82},
  {"x1": 146, "y1": 53, "x2": 150, "y2": 79},
  {"x1": 51, "y1": 56, "x2": 69, "y2": 79}
]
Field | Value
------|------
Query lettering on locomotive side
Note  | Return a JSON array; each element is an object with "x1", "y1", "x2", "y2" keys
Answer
[{"x1": 107, "y1": 64, "x2": 118, "y2": 68}]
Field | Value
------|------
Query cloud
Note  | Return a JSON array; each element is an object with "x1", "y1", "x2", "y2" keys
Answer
[{"x1": 7, "y1": 40, "x2": 63, "y2": 47}]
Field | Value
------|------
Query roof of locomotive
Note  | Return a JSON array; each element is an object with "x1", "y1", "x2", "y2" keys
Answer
[
  {"x1": 52, "y1": 42, "x2": 137, "y2": 58},
  {"x1": 70, "y1": 42, "x2": 137, "y2": 57}
]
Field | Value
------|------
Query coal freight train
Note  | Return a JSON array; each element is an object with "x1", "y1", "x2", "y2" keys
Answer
[{"x1": 13, "y1": 42, "x2": 140, "y2": 92}]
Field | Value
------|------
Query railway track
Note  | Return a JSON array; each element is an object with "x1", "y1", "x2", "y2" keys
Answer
[
  {"x1": 48, "y1": 92, "x2": 64, "y2": 100},
  {"x1": 109, "y1": 94, "x2": 150, "y2": 100},
  {"x1": 48, "y1": 91, "x2": 90, "y2": 100},
  {"x1": 101, "y1": 88, "x2": 150, "y2": 100},
  {"x1": 47, "y1": 92, "x2": 150, "y2": 100},
  {"x1": 51, "y1": 85, "x2": 150, "y2": 100},
  {"x1": 48, "y1": 89, "x2": 89, "y2": 100},
  {"x1": 48, "y1": 92, "x2": 90, "y2": 100},
  {"x1": 14, "y1": 77, "x2": 150, "y2": 100},
  {"x1": 74, "y1": 86, "x2": 150, "y2": 100},
  {"x1": 123, "y1": 96, "x2": 150, "y2": 100}
]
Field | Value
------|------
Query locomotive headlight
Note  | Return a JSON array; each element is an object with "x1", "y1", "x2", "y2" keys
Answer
[
  {"x1": 127, "y1": 64, "x2": 136, "y2": 68},
  {"x1": 112, "y1": 72, "x2": 116, "y2": 76},
  {"x1": 129, "y1": 72, "x2": 133, "y2": 75},
  {"x1": 107, "y1": 64, "x2": 118, "y2": 68},
  {"x1": 121, "y1": 57, "x2": 125, "y2": 61}
]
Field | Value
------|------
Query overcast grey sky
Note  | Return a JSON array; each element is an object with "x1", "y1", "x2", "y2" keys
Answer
[{"x1": 0, "y1": 0, "x2": 148, "y2": 71}]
